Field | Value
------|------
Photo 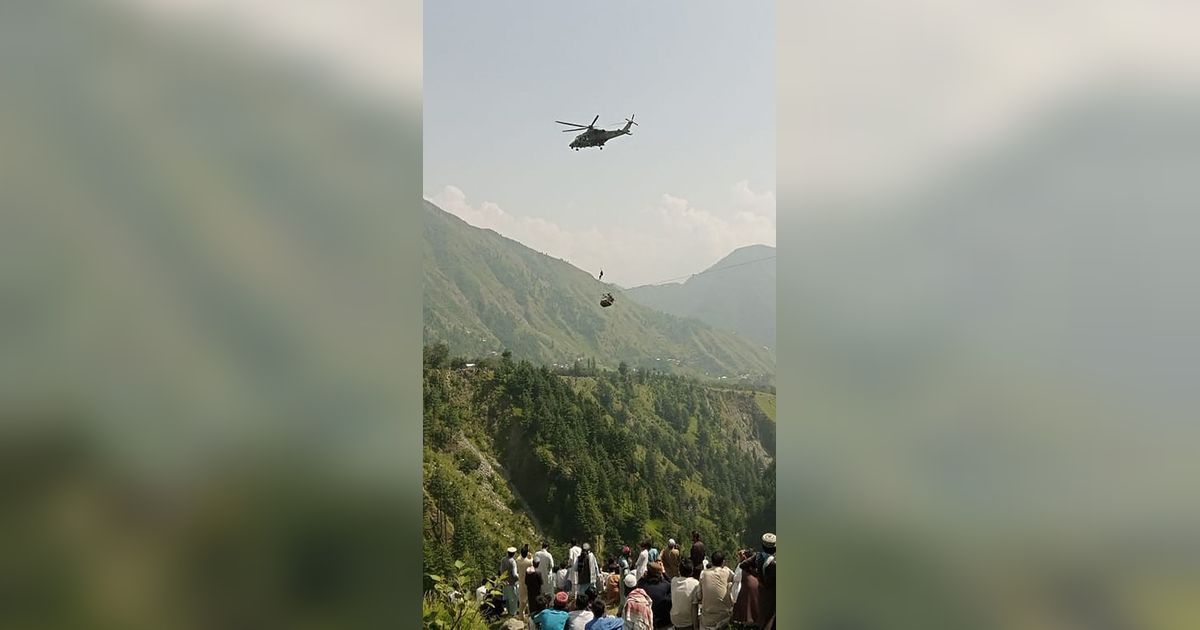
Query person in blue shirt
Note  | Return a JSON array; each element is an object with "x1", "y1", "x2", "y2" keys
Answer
[
  {"x1": 583, "y1": 599, "x2": 623, "y2": 630},
  {"x1": 532, "y1": 590, "x2": 572, "y2": 630}
]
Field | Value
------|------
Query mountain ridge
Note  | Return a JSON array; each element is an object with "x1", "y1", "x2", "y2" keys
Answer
[
  {"x1": 423, "y1": 200, "x2": 775, "y2": 380},
  {"x1": 624, "y1": 244, "x2": 776, "y2": 346}
]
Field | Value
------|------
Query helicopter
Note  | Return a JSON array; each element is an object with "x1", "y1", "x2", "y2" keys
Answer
[{"x1": 556, "y1": 114, "x2": 638, "y2": 150}]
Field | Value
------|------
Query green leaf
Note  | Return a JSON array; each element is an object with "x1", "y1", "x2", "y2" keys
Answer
[{"x1": 454, "y1": 559, "x2": 465, "y2": 569}]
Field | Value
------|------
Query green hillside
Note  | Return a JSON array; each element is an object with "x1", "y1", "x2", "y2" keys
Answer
[
  {"x1": 423, "y1": 200, "x2": 775, "y2": 381},
  {"x1": 625, "y1": 244, "x2": 777, "y2": 347},
  {"x1": 422, "y1": 344, "x2": 776, "y2": 586}
]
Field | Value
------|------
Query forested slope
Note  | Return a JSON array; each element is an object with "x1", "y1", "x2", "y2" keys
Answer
[{"x1": 422, "y1": 344, "x2": 776, "y2": 585}]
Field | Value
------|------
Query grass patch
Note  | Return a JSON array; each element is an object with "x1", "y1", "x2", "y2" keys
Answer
[{"x1": 754, "y1": 391, "x2": 776, "y2": 422}]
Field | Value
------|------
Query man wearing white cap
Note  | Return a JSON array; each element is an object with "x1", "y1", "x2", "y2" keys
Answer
[
  {"x1": 662, "y1": 538, "x2": 681, "y2": 579},
  {"x1": 574, "y1": 542, "x2": 600, "y2": 597},
  {"x1": 734, "y1": 533, "x2": 776, "y2": 629},
  {"x1": 622, "y1": 572, "x2": 654, "y2": 630},
  {"x1": 500, "y1": 546, "x2": 520, "y2": 616},
  {"x1": 760, "y1": 533, "x2": 776, "y2": 630}
]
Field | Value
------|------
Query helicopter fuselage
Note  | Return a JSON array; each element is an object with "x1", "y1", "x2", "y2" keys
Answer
[
  {"x1": 569, "y1": 126, "x2": 632, "y2": 150},
  {"x1": 559, "y1": 115, "x2": 636, "y2": 150}
]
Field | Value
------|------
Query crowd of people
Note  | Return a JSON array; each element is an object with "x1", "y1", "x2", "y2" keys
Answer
[{"x1": 476, "y1": 531, "x2": 776, "y2": 630}]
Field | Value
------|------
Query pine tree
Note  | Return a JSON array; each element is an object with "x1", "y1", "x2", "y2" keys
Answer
[{"x1": 423, "y1": 345, "x2": 775, "y2": 573}]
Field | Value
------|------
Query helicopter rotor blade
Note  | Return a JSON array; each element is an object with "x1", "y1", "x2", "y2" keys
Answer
[
  {"x1": 556, "y1": 120, "x2": 589, "y2": 127},
  {"x1": 562, "y1": 128, "x2": 586, "y2": 132},
  {"x1": 590, "y1": 114, "x2": 599, "y2": 127}
]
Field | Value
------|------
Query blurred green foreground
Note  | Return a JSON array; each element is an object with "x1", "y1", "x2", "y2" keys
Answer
[{"x1": 0, "y1": 2, "x2": 421, "y2": 628}]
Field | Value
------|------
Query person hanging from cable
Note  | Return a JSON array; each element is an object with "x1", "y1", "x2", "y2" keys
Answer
[{"x1": 599, "y1": 269, "x2": 604, "y2": 280}]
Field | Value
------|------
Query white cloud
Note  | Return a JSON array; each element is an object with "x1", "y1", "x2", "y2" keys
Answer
[
  {"x1": 731, "y1": 180, "x2": 777, "y2": 243},
  {"x1": 734, "y1": 180, "x2": 777, "y2": 219},
  {"x1": 428, "y1": 183, "x2": 775, "y2": 287},
  {"x1": 648, "y1": 185, "x2": 776, "y2": 266}
]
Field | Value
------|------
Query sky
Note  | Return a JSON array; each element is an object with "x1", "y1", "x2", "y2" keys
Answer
[
  {"x1": 108, "y1": 0, "x2": 1200, "y2": 283},
  {"x1": 423, "y1": 0, "x2": 775, "y2": 287}
]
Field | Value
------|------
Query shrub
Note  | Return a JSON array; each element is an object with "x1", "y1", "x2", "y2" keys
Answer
[
  {"x1": 456, "y1": 449, "x2": 482, "y2": 475},
  {"x1": 423, "y1": 560, "x2": 501, "y2": 630}
]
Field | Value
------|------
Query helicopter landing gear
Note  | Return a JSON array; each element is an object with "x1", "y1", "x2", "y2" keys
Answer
[{"x1": 575, "y1": 147, "x2": 579, "y2": 151}]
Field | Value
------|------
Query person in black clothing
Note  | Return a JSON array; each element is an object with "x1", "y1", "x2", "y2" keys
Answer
[
  {"x1": 526, "y1": 557, "x2": 545, "y2": 607},
  {"x1": 760, "y1": 533, "x2": 777, "y2": 630},
  {"x1": 689, "y1": 531, "x2": 706, "y2": 579},
  {"x1": 637, "y1": 563, "x2": 673, "y2": 629}
]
